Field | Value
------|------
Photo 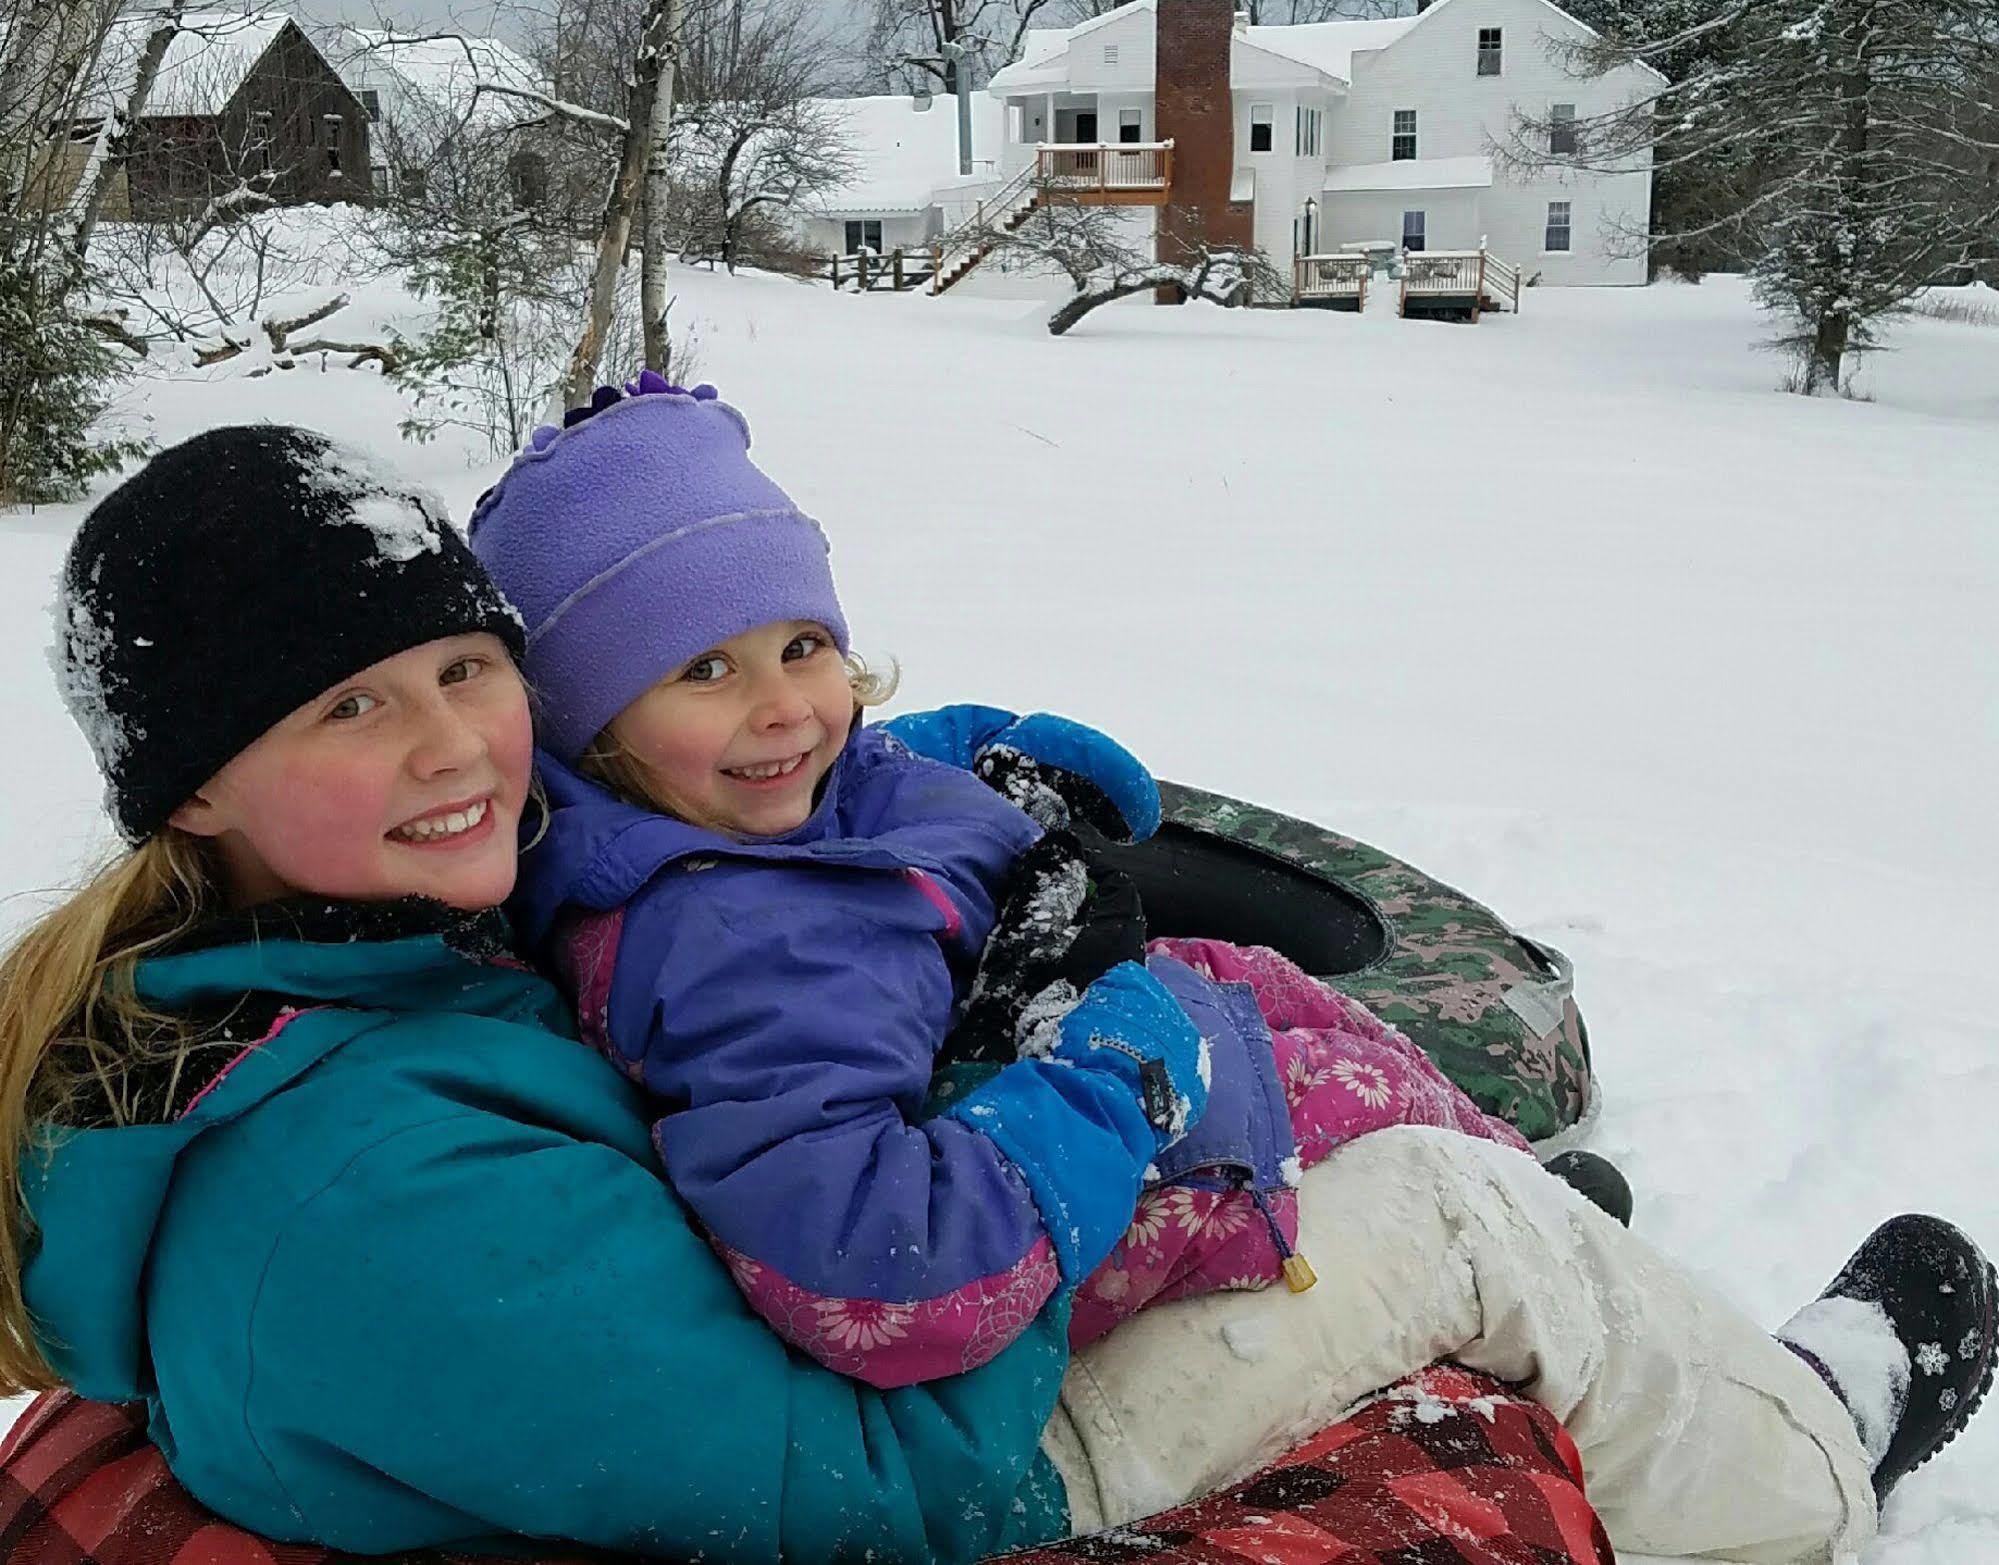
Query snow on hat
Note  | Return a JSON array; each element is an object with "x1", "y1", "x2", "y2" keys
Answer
[
  {"x1": 468, "y1": 375, "x2": 849, "y2": 763},
  {"x1": 53, "y1": 425, "x2": 526, "y2": 844}
]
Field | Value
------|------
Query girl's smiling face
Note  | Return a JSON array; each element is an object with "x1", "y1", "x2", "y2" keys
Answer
[
  {"x1": 602, "y1": 620, "x2": 854, "y2": 838},
  {"x1": 170, "y1": 633, "x2": 533, "y2": 910}
]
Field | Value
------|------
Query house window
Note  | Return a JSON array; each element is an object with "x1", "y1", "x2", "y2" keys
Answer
[
  {"x1": 370, "y1": 163, "x2": 389, "y2": 195},
  {"x1": 323, "y1": 113, "x2": 343, "y2": 173},
  {"x1": 1478, "y1": 27, "x2": 1503, "y2": 74},
  {"x1": 248, "y1": 109, "x2": 273, "y2": 172},
  {"x1": 1294, "y1": 199, "x2": 1318, "y2": 257},
  {"x1": 1103, "y1": 43, "x2": 1119, "y2": 65},
  {"x1": 1402, "y1": 209, "x2": 1426, "y2": 252},
  {"x1": 844, "y1": 218, "x2": 883, "y2": 254},
  {"x1": 1392, "y1": 109, "x2": 1416, "y2": 161},
  {"x1": 1249, "y1": 102, "x2": 1273, "y2": 153},
  {"x1": 1550, "y1": 103, "x2": 1577, "y2": 155},
  {"x1": 1295, "y1": 105, "x2": 1321, "y2": 157},
  {"x1": 1545, "y1": 200, "x2": 1572, "y2": 251},
  {"x1": 1119, "y1": 108, "x2": 1142, "y2": 143},
  {"x1": 359, "y1": 88, "x2": 381, "y2": 121}
]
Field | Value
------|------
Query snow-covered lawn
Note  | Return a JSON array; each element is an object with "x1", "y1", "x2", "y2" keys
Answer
[{"x1": 3, "y1": 259, "x2": 1994, "y2": 1562}]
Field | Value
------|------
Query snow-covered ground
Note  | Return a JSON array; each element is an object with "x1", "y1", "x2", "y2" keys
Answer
[{"x1": 3, "y1": 251, "x2": 1995, "y2": 1562}]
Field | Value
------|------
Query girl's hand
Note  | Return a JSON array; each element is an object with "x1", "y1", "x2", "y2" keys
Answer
[
  {"x1": 1046, "y1": 961, "x2": 1210, "y2": 1151},
  {"x1": 880, "y1": 706, "x2": 1162, "y2": 843},
  {"x1": 947, "y1": 828, "x2": 1146, "y2": 1066}
]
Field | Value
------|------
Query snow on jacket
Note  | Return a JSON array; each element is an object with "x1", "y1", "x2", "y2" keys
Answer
[
  {"x1": 511, "y1": 724, "x2": 1296, "y2": 1390},
  {"x1": 18, "y1": 898, "x2": 1072, "y2": 1561}
]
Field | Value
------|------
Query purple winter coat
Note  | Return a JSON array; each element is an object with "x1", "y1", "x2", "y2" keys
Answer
[{"x1": 511, "y1": 725, "x2": 1291, "y2": 1388}]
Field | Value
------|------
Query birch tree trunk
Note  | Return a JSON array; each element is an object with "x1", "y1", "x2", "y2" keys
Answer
[
  {"x1": 639, "y1": 0, "x2": 684, "y2": 372},
  {"x1": 561, "y1": 0, "x2": 680, "y2": 406},
  {"x1": 70, "y1": 0, "x2": 183, "y2": 263}
]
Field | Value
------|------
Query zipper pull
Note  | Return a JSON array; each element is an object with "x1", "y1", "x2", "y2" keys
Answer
[{"x1": 1249, "y1": 1187, "x2": 1318, "y2": 1294}]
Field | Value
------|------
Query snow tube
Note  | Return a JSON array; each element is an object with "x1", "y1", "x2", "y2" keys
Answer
[
  {"x1": 1105, "y1": 781, "x2": 1594, "y2": 1144},
  {"x1": 0, "y1": 1369, "x2": 1612, "y2": 1565}
]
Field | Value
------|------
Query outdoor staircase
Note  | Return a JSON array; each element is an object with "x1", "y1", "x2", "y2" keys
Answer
[
  {"x1": 929, "y1": 161, "x2": 1045, "y2": 296},
  {"x1": 928, "y1": 141, "x2": 1175, "y2": 295}
]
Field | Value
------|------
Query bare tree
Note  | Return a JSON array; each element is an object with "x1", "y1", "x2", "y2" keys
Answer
[
  {"x1": 668, "y1": 0, "x2": 853, "y2": 272},
  {"x1": 638, "y1": 0, "x2": 685, "y2": 371},
  {"x1": 956, "y1": 195, "x2": 1284, "y2": 333},
  {"x1": 66, "y1": 0, "x2": 184, "y2": 260},
  {"x1": 0, "y1": 0, "x2": 152, "y2": 500},
  {"x1": 866, "y1": 0, "x2": 1061, "y2": 95}
]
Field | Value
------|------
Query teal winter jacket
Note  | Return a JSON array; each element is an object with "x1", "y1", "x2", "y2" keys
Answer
[{"x1": 19, "y1": 899, "x2": 1072, "y2": 1561}]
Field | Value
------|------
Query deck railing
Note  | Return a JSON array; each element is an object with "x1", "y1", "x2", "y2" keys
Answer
[
  {"x1": 926, "y1": 141, "x2": 1176, "y2": 296},
  {"x1": 1035, "y1": 141, "x2": 1173, "y2": 200},
  {"x1": 1293, "y1": 252, "x2": 1370, "y2": 307},
  {"x1": 1398, "y1": 243, "x2": 1522, "y2": 317}
]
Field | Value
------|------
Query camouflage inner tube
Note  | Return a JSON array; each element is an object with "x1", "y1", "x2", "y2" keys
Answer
[{"x1": 1107, "y1": 781, "x2": 1594, "y2": 1145}]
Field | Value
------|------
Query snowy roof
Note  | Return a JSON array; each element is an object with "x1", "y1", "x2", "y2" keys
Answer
[
  {"x1": 988, "y1": 0, "x2": 1664, "y2": 94},
  {"x1": 1245, "y1": 17, "x2": 1421, "y2": 81},
  {"x1": 804, "y1": 94, "x2": 1005, "y2": 215},
  {"x1": 1324, "y1": 154, "x2": 1493, "y2": 191},
  {"x1": 988, "y1": 0, "x2": 1415, "y2": 94},
  {"x1": 322, "y1": 25, "x2": 543, "y2": 123},
  {"x1": 82, "y1": 10, "x2": 293, "y2": 119}
]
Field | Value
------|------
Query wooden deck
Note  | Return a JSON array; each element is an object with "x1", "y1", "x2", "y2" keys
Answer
[
  {"x1": 1293, "y1": 253, "x2": 1370, "y2": 311},
  {"x1": 1398, "y1": 248, "x2": 1521, "y2": 321},
  {"x1": 1034, "y1": 142, "x2": 1173, "y2": 206},
  {"x1": 927, "y1": 141, "x2": 1174, "y2": 294}
]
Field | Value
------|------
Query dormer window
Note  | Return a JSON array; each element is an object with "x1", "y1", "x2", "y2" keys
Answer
[{"x1": 1478, "y1": 27, "x2": 1503, "y2": 74}]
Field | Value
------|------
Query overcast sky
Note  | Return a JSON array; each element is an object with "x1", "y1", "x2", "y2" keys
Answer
[{"x1": 298, "y1": 0, "x2": 872, "y2": 74}]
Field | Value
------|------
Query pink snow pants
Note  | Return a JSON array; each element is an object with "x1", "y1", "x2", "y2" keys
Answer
[{"x1": 1067, "y1": 937, "x2": 1532, "y2": 1348}]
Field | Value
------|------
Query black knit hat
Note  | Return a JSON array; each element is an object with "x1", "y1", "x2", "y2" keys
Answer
[{"x1": 53, "y1": 425, "x2": 526, "y2": 844}]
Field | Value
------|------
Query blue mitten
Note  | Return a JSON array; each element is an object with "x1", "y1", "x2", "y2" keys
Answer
[
  {"x1": 942, "y1": 959, "x2": 1212, "y2": 1282},
  {"x1": 881, "y1": 705, "x2": 1162, "y2": 842},
  {"x1": 1044, "y1": 961, "x2": 1209, "y2": 1150}
]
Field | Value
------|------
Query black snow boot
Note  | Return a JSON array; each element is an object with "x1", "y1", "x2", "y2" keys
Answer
[
  {"x1": 1782, "y1": 1215, "x2": 1996, "y2": 1502},
  {"x1": 1544, "y1": 1150, "x2": 1633, "y2": 1228}
]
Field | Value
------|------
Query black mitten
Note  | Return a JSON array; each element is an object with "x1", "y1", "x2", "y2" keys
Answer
[
  {"x1": 972, "y1": 746, "x2": 1138, "y2": 842},
  {"x1": 942, "y1": 828, "x2": 1147, "y2": 1066}
]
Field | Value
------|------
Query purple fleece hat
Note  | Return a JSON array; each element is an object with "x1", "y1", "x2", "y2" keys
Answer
[{"x1": 469, "y1": 378, "x2": 849, "y2": 762}]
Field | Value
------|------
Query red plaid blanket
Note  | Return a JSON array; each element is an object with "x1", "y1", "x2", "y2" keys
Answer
[{"x1": 0, "y1": 1367, "x2": 1609, "y2": 1565}]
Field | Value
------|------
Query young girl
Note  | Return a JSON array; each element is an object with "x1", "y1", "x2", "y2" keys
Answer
[
  {"x1": 470, "y1": 375, "x2": 1534, "y2": 1388},
  {"x1": 462, "y1": 378, "x2": 1992, "y2": 1559},
  {"x1": 6, "y1": 423, "x2": 1990, "y2": 1565}
]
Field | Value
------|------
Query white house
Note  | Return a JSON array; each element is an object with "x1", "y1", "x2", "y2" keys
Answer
[
  {"x1": 796, "y1": 93, "x2": 1006, "y2": 257},
  {"x1": 985, "y1": 0, "x2": 1661, "y2": 288}
]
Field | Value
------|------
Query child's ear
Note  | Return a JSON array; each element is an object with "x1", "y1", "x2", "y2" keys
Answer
[{"x1": 168, "y1": 792, "x2": 227, "y2": 838}]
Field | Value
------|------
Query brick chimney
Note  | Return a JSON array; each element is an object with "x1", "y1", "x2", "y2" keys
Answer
[{"x1": 1154, "y1": 0, "x2": 1253, "y2": 289}]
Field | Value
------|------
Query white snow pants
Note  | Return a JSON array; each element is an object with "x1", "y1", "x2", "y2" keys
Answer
[{"x1": 1039, "y1": 1127, "x2": 1877, "y2": 1564}]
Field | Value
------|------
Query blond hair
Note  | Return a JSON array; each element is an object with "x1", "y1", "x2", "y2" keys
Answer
[
  {"x1": 0, "y1": 831, "x2": 224, "y2": 1393},
  {"x1": 576, "y1": 653, "x2": 899, "y2": 818}
]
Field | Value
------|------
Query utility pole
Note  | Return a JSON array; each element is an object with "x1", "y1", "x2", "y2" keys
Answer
[{"x1": 939, "y1": 37, "x2": 971, "y2": 177}]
